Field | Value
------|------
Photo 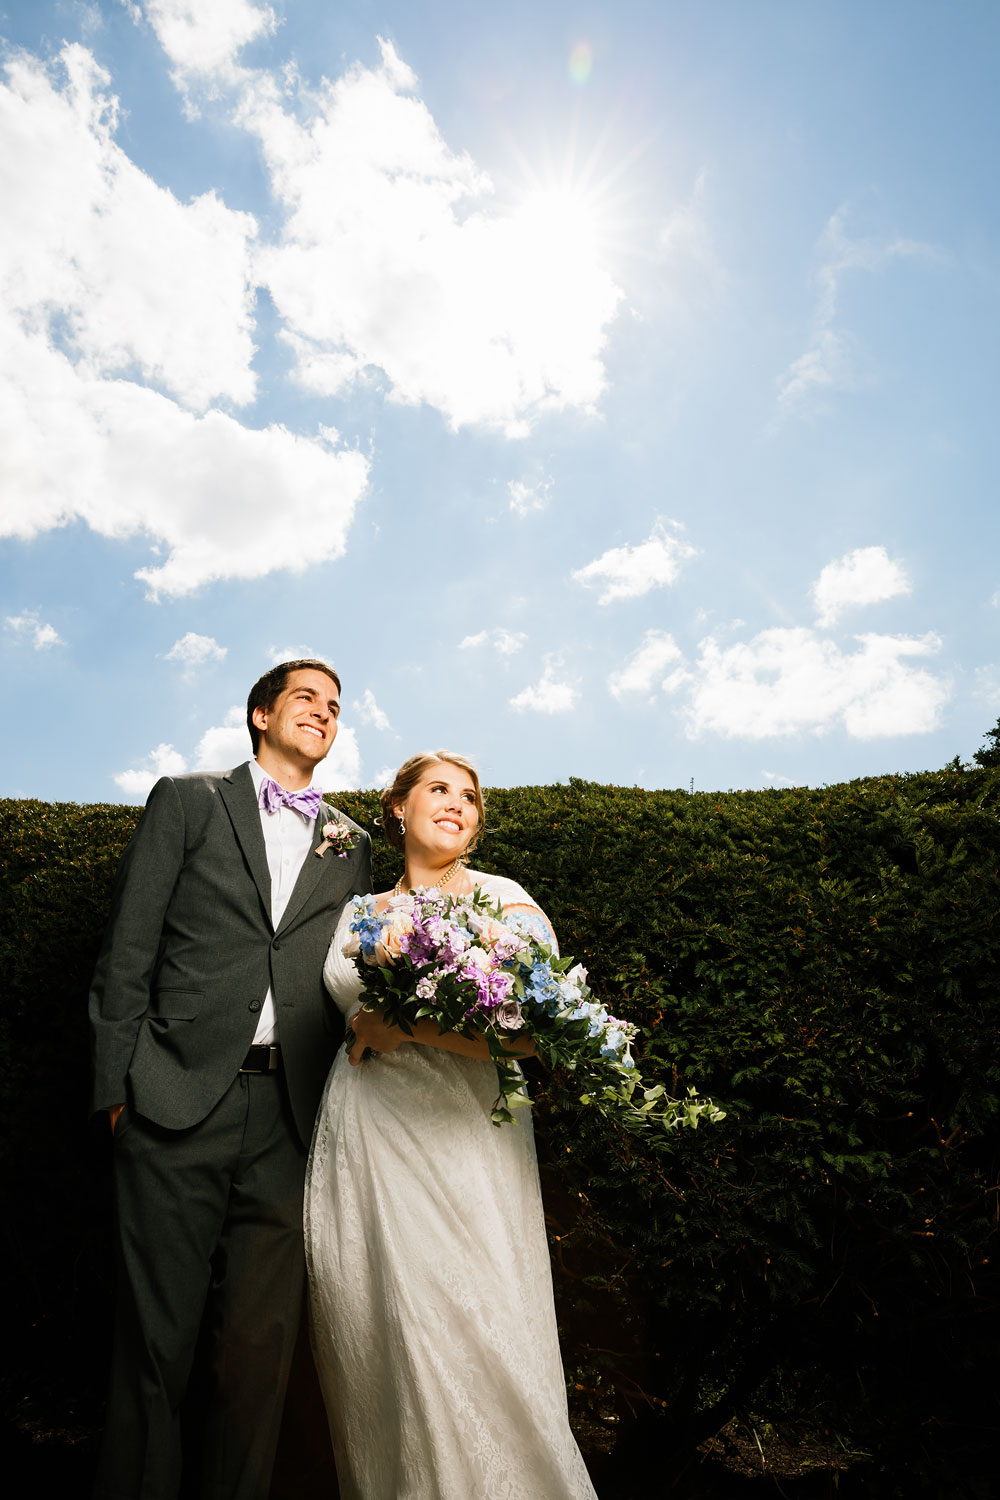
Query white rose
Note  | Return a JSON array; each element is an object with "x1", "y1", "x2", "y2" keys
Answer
[{"x1": 495, "y1": 998, "x2": 524, "y2": 1031}]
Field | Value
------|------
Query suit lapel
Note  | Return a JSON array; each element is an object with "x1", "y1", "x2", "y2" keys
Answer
[
  {"x1": 276, "y1": 805, "x2": 349, "y2": 935},
  {"x1": 218, "y1": 763, "x2": 272, "y2": 924}
]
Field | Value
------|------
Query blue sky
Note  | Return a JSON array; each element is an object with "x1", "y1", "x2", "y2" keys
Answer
[{"x1": 2, "y1": 0, "x2": 998, "y2": 802}]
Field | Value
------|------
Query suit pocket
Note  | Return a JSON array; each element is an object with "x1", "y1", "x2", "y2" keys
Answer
[{"x1": 149, "y1": 987, "x2": 202, "y2": 1020}]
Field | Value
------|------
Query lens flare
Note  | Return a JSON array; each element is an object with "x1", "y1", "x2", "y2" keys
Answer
[{"x1": 568, "y1": 42, "x2": 593, "y2": 85}]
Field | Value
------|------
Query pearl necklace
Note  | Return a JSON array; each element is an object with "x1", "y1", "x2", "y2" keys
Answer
[{"x1": 392, "y1": 858, "x2": 463, "y2": 898}]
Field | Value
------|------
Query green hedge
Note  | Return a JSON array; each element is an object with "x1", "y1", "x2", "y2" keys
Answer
[{"x1": 2, "y1": 770, "x2": 999, "y2": 1494}]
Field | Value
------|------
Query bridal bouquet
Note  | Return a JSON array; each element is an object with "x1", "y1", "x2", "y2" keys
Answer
[{"x1": 342, "y1": 885, "x2": 725, "y2": 1132}]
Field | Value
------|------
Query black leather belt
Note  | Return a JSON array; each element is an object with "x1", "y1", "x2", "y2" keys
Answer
[{"x1": 240, "y1": 1044, "x2": 282, "y2": 1074}]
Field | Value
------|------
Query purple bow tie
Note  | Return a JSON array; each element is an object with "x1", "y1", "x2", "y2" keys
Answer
[{"x1": 258, "y1": 777, "x2": 323, "y2": 820}]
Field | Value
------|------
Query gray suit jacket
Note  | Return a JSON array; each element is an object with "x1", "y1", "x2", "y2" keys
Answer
[{"x1": 89, "y1": 762, "x2": 372, "y2": 1147}]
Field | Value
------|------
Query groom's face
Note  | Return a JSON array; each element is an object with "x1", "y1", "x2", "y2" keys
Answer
[{"x1": 254, "y1": 668, "x2": 341, "y2": 769}]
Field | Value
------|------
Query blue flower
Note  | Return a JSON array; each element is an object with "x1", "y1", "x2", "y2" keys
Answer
[{"x1": 349, "y1": 896, "x2": 384, "y2": 960}]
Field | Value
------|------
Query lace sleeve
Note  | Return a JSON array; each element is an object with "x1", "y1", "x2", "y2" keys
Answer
[
  {"x1": 502, "y1": 903, "x2": 560, "y2": 956},
  {"x1": 323, "y1": 909, "x2": 365, "y2": 1016},
  {"x1": 471, "y1": 872, "x2": 560, "y2": 956}
]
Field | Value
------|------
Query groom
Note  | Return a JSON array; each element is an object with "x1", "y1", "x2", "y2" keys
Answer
[{"x1": 89, "y1": 659, "x2": 371, "y2": 1500}]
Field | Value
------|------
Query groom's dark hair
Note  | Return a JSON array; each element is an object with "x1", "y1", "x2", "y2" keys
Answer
[{"x1": 247, "y1": 659, "x2": 342, "y2": 754}]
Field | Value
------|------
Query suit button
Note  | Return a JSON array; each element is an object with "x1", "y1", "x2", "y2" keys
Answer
[
  {"x1": 272, "y1": 940, "x2": 281, "y2": 951},
  {"x1": 248, "y1": 1000, "x2": 261, "y2": 1013}
]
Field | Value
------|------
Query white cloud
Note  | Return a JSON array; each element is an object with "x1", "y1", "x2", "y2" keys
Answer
[
  {"x1": 240, "y1": 39, "x2": 623, "y2": 436},
  {"x1": 140, "y1": 0, "x2": 277, "y2": 86},
  {"x1": 267, "y1": 643, "x2": 319, "y2": 664},
  {"x1": 164, "y1": 632, "x2": 227, "y2": 668},
  {"x1": 315, "y1": 725, "x2": 363, "y2": 791},
  {"x1": 572, "y1": 520, "x2": 697, "y2": 605},
  {"x1": 494, "y1": 629, "x2": 527, "y2": 656},
  {"x1": 508, "y1": 477, "x2": 551, "y2": 516},
  {"x1": 1, "y1": 44, "x2": 259, "y2": 411},
  {"x1": 775, "y1": 329, "x2": 853, "y2": 414},
  {"x1": 74, "y1": 4, "x2": 105, "y2": 39},
  {"x1": 777, "y1": 209, "x2": 937, "y2": 417},
  {"x1": 114, "y1": 741, "x2": 189, "y2": 799},
  {"x1": 611, "y1": 554, "x2": 947, "y2": 743},
  {"x1": 373, "y1": 764, "x2": 395, "y2": 790},
  {"x1": 4, "y1": 610, "x2": 63, "y2": 649},
  {"x1": 113, "y1": 704, "x2": 363, "y2": 799},
  {"x1": 0, "y1": 335, "x2": 369, "y2": 596},
  {"x1": 762, "y1": 771, "x2": 799, "y2": 788},
  {"x1": 811, "y1": 546, "x2": 911, "y2": 628},
  {"x1": 509, "y1": 657, "x2": 578, "y2": 714},
  {"x1": 685, "y1": 627, "x2": 949, "y2": 740},
  {"x1": 193, "y1": 704, "x2": 250, "y2": 768},
  {"x1": 608, "y1": 630, "x2": 684, "y2": 699},
  {"x1": 353, "y1": 688, "x2": 392, "y2": 732},
  {"x1": 460, "y1": 627, "x2": 527, "y2": 656},
  {"x1": 0, "y1": 45, "x2": 370, "y2": 598}
]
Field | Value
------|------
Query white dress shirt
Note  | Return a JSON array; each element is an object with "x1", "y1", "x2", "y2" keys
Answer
[{"x1": 247, "y1": 758, "x2": 321, "y2": 1047}]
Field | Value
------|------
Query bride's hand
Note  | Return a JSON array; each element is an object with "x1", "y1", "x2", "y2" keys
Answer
[{"x1": 348, "y1": 1007, "x2": 406, "y2": 1064}]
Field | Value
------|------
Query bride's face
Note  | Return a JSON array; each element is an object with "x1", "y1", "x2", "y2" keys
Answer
[{"x1": 396, "y1": 763, "x2": 479, "y2": 860}]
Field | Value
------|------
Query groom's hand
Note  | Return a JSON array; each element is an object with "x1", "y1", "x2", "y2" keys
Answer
[{"x1": 349, "y1": 1009, "x2": 405, "y2": 1065}]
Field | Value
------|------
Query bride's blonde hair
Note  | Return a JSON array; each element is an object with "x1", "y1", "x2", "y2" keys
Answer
[{"x1": 379, "y1": 751, "x2": 485, "y2": 856}]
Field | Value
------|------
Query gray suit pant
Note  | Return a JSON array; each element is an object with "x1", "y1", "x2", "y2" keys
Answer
[{"x1": 95, "y1": 1072, "x2": 308, "y2": 1500}]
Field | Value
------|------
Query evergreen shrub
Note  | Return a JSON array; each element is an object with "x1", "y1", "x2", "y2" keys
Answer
[{"x1": 2, "y1": 769, "x2": 998, "y2": 1493}]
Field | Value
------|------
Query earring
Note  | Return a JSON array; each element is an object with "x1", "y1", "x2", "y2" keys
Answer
[{"x1": 399, "y1": 817, "x2": 406, "y2": 837}]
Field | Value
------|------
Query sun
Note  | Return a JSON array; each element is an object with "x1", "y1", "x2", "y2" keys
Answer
[{"x1": 493, "y1": 114, "x2": 649, "y2": 281}]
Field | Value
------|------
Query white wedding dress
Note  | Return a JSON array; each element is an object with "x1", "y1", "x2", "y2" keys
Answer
[{"x1": 305, "y1": 872, "x2": 598, "y2": 1500}]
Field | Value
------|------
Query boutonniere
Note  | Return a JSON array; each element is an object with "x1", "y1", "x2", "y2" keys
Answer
[{"x1": 314, "y1": 817, "x2": 359, "y2": 859}]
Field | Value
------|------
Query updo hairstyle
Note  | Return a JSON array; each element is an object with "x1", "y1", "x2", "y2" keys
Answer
[{"x1": 379, "y1": 751, "x2": 485, "y2": 856}]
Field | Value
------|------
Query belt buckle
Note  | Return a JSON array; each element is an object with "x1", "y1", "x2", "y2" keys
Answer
[{"x1": 240, "y1": 1044, "x2": 280, "y2": 1074}]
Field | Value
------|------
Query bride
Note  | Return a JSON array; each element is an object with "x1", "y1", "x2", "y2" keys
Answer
[{"x1": 305, "y1": 751, "x2": 599, "y2": 1500}]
